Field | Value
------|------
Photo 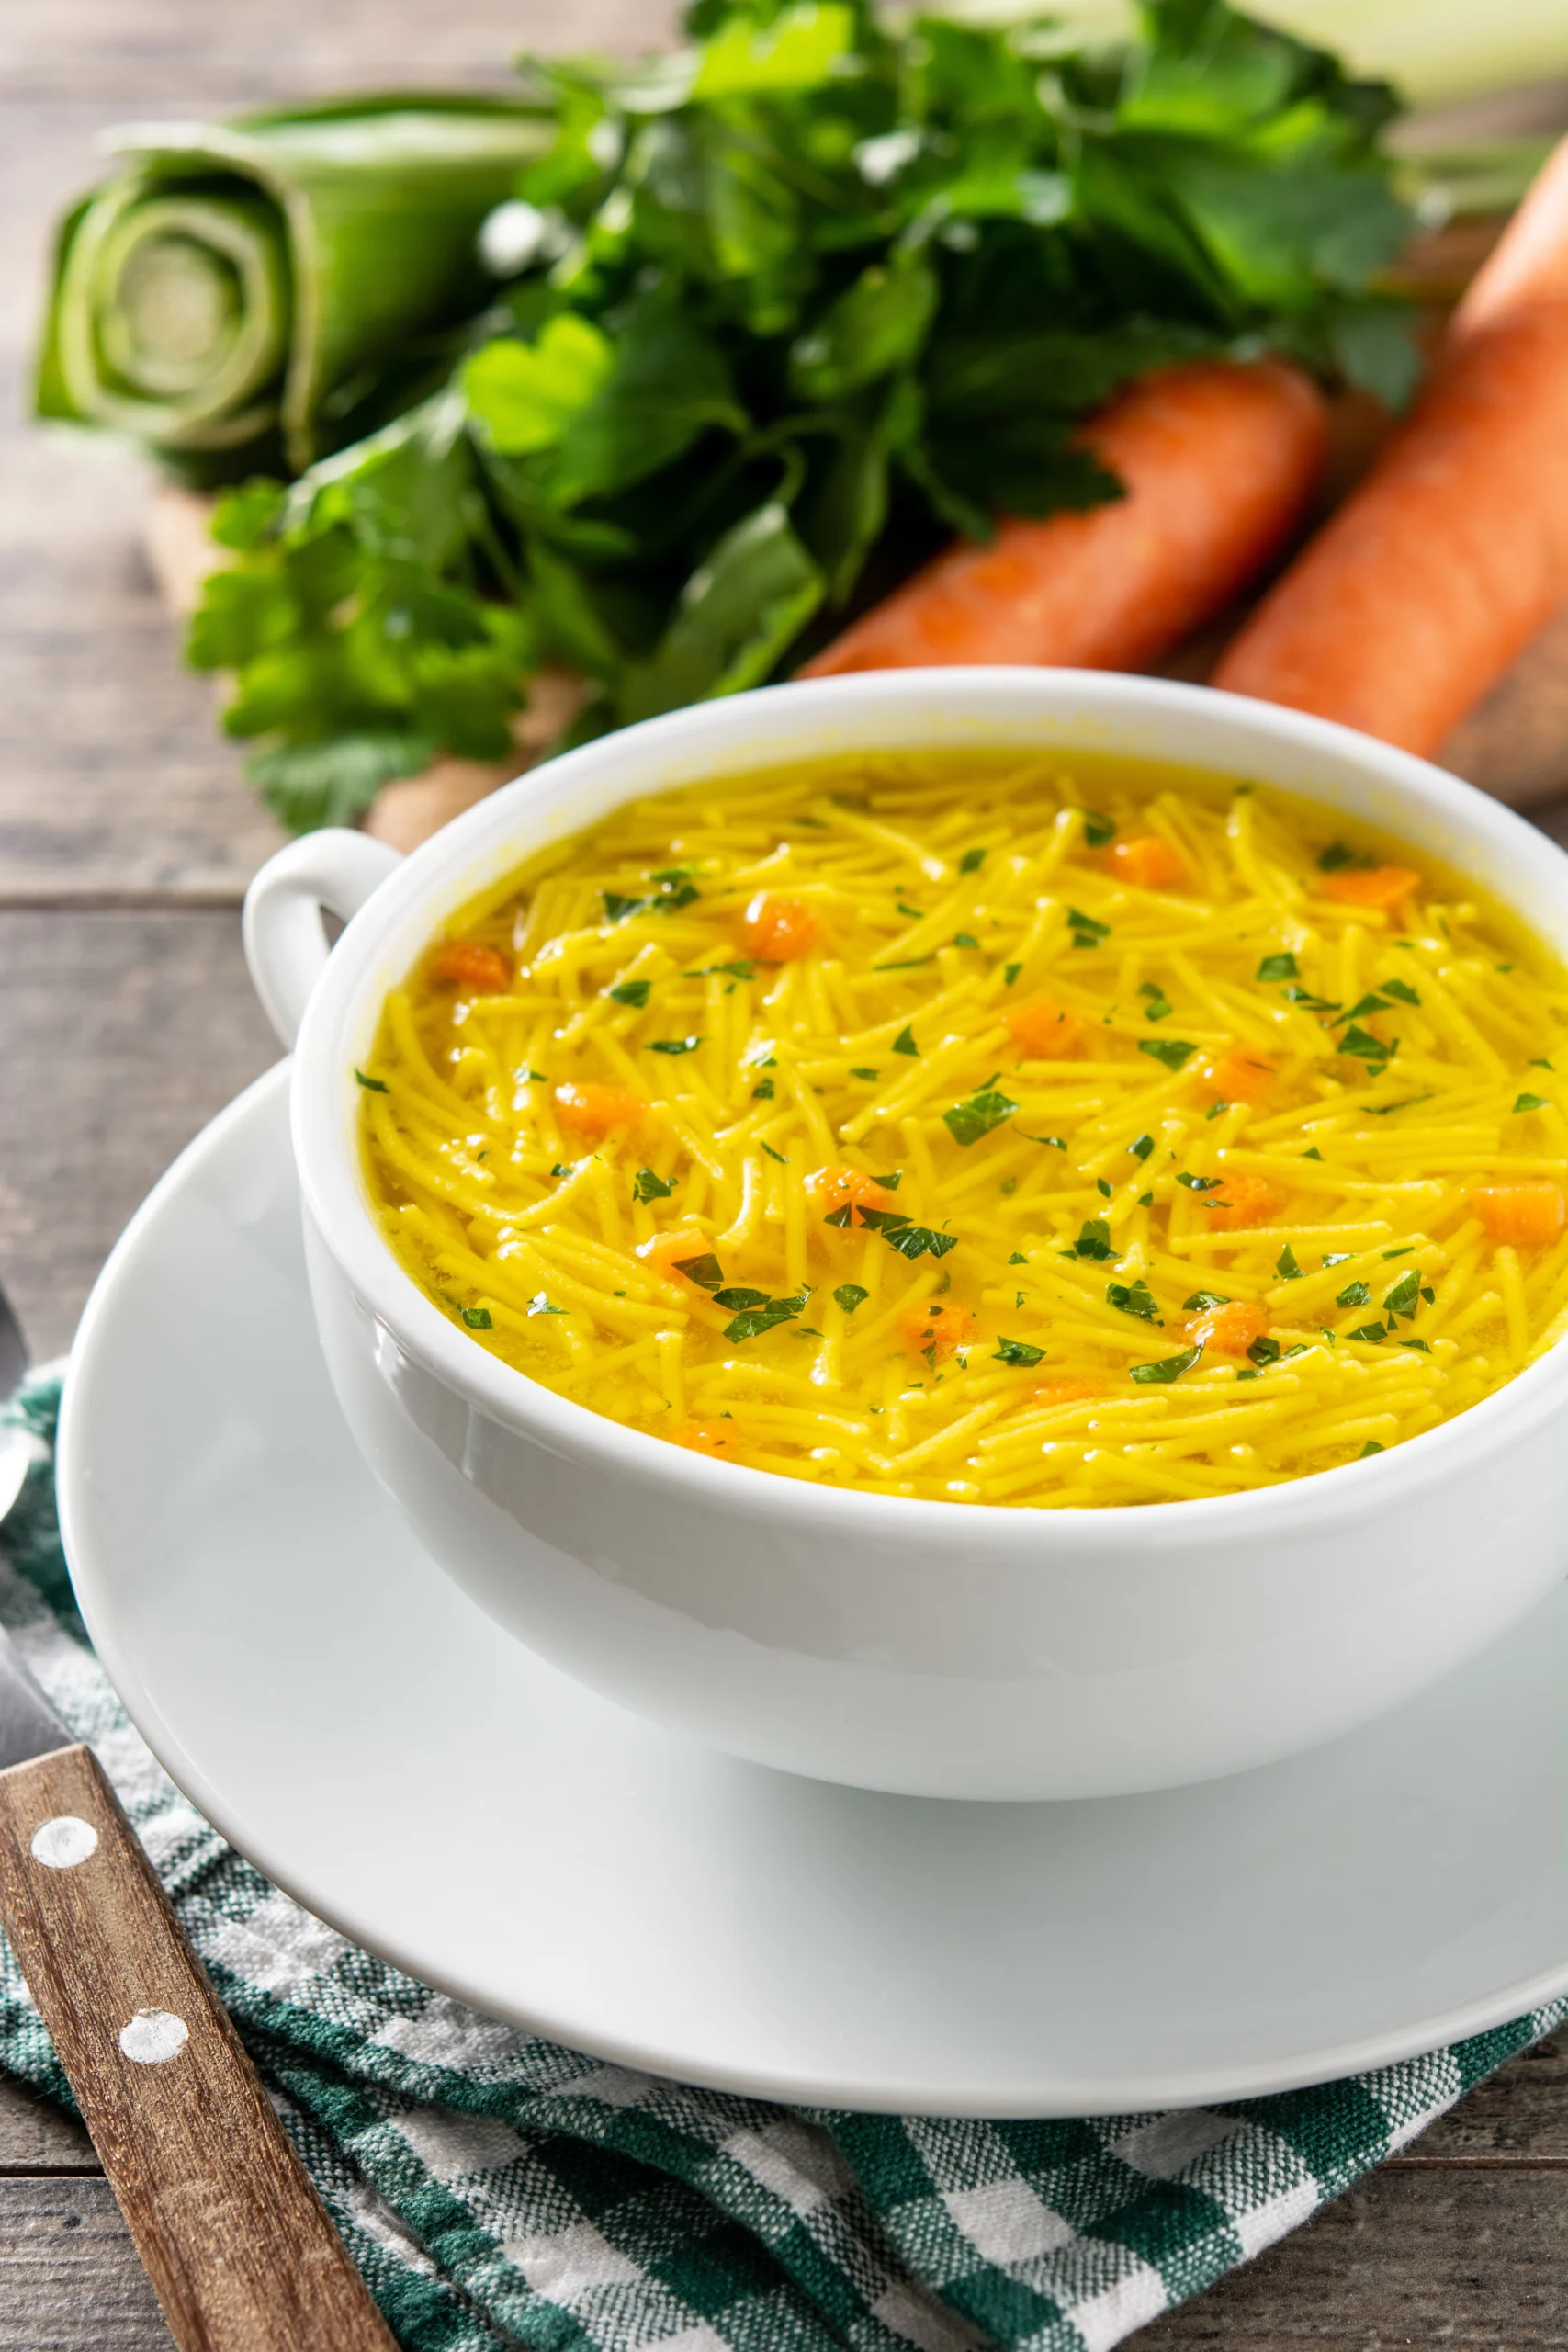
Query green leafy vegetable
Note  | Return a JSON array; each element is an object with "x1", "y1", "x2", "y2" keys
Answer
[
  {"x1": 1257, "y1": 952, "x2": 1297, "y2": 981},
  {"x1": 892, "y1": 1025, "x2": 919, "y2": 1057},
  {"x1": 610, "y1": 978, "x2": 652, "y2": 1008},
  {"x1": 355, "y1": 1068, "x2": 389, "y2": 1092},
  {"x1": 855, "y1": 1206, "x2": 958, "y2": 1262},
  {"x1": 673, "y1": 1252, "x2": 725, "y2": 1289},
  {"x1": 959, "y1": 848, "x2": 986, "y2": 874},
  {"x1": 1338, "y1": 1024, "x2": 1393, "y2": 1063},
  {"x1": 724, "y1": 1285, "x2": 811, "y2": 1342},
  {"x1": 1107, "y1": 1279, "x2": 1162, "y2": 1323},
  {"x1": 1515, "y1": 1093, "x2": 1550, "y2": 1114},
  {"x1": 633, "y1": 1167, "x2": 677, "y2": 1201},
  {"x1": 1079, "y1": 810, "x2": 1117, "y2": 847},
  {"x1": 994, "y1": 1338, "x2": 1045, "y2": 1367},
  {"x1": 1336, "y1": 1279, "x2": 1371, "y2": 1307},
  {"x1": 1177, "y1": 1170, "x2": 1223, "y2": 1192},
  {"x1": 833, "y1": 1283, "x2": 869, "y2": 1315},
  {"x1": 1382, "y1": 1267, "x2": 1421, "y2": 1316},
  {"x1": 460, "y1": 1305, "x2": 494, "y2": 1329},
  {"x1": 1348, "y1": 1321, "x2": 1388, "y2": 1344},
  {"x1": 648, "y1": 1035, "x2": 704, "y2": 1055},
  {"x1": 1069, "y1": 1219, "x2": 1115, "y2": 1261},
  {"x1": 1129, "y1": 1133, "x2": 1155, "y2": 1160},
  {"x1": 1131, "y1": 1343, "x2": 1203, "y2": 1384},
  {"x1": 943, "y1": 1088, "x2": 1020, "y2": 1146},
  {"x1": 1139, "y1": 1037, "x2": 1197, "y2": 1070},
  {"x1": 1183, "y1": 1289, "x2": 1230, "y2": 1309},
  {"x1": 1276, "y1": 1244, "x2": 1303, "y2": 1279}
]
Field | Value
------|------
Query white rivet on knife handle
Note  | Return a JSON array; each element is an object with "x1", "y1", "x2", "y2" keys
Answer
[
  {"x1": 119, "y1": 2008, "x2": 190, "y2": 2065},
  {"x1": 30, "y1": 1815, "x2": 97, "y2": 1868}
]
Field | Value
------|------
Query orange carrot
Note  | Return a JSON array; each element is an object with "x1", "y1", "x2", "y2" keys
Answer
[
  {"x1": 901, "y1": 1303, "x2": 976, "y2": 1362},
  {"x1": 799, "y1": 359, "x2": 1328, "y2": 677},
  {"x1": 554, "y1": 1080, "x2": 647, "y2": 1136},
  {"x1": 1031, "y1": 1375, "x2": 1104, "y2": 1405},
  {"x1": 744, "y1": 892, "x2": 817, "y2": 961},
  {"x1": 1318, "y1": 865, "x2": 1420, "y2": 913},
  {"x1": 1106, "y1": 835, "x2": 1186, "y2": 889},
  {"x1": 432, "y1": 941, "x2": 512, "y2": 992},
  {"x1": 1200, "y1": 1171, "x2": 1283, "y2": 1231},
  {"x1": 1006, "y1": 996, "x2": 1082, "y2": 1057},
  {"x1": 1184, "y1": 1299, "x2": 1267, "y2": 1355},
  {"x1": 1471, "y1": 1182, "x2": 1566, "y2": 1248},
  {"x1": 636, "y1": 1227, "x2": 716, "y2": 1285},
  {"x1": 1201, "y1": 1050, "x2": 1273, "y2": 1105},
  {"x1": 676, "y1": 1420, "x2": 742, "y2": 1459},
  {"x1": 1214, "y1": 137, "x2": 1568, "y2": 756},
  {"x1": 809, "y1": 1164, "x2": 897, "y2": 1224}
]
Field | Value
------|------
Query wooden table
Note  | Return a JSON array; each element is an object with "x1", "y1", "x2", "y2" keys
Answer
[{"x1": 0, "y1": 4, "x2": 1564, "y2": 2342}]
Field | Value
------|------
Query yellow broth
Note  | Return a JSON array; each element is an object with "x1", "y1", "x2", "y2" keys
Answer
[{"x1": 359, "y1": 751, "x2": 1568, "y2": 1506}]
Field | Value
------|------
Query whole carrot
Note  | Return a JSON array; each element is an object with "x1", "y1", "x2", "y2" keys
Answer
[
  {"x1": 798, "y1": 359, "x2": 1328, "y2": 678},
  {"x1": 1213, "y1": 138, "x2": 1568, "y2": 755}
]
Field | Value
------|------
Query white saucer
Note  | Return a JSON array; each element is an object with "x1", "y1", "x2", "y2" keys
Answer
[{"x1": 58, "y1": 1065, "x2": 1568, "y2": 2116}]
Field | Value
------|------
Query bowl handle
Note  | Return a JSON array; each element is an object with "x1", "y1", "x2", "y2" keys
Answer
[{"x1": 243, "y1": 831, "x2": 401, "y2": 1047}]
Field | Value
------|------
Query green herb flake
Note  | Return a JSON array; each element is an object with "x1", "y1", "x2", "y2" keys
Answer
[
  {"x1": 872, "y1": 1170, "x2": 902, "y2": 1189},
  {"x1": 1009, "y1": 1253, "x2": 1029, "y2": 1267},
  {"x1": 1129, "y1": 1133, "x2": 1155, "y2": 1160},
  {"x1": 1004, "y1": 965, "x2": 1022, "y2": 988},
  {"x1": 1321, "y1": 1253, "x2": 1353, "y2": 1267},
  {"x1": 850, "y1": 1067, "x2": 879, "y2": 1080},
  {"x1": 833, "y1": 1283, "x2": 869, "y2": 1315},
  {"x1": 724, "y1": 1287, "x2": 810, "y2": 1344},
  {"x1": 994, "y1": 1337, "x2": 1046, "y2": 1367},
  {"x1": 648, "y1": 1036, "x2": 704, "y2": 1055},
  {"x1": 1131, "y1": 1343, "x2": 1203, "y2": 1385},
  {"x1": 550, "y1": 1162, "x2": 571, "y2": 1179},
  {"x1": 1338, "y1": 991, "x2": 1393, "y2": 1023},
  {"x1": 1336, "y1": 1280, "x2": 1371, "y2": 1307},
  {"x1": 1317, "y1": 842, "x2": 1357, "y2": 873},
  {"x1": 1348, "y1": 1322, "x2": 1388, "y2": 1344},
  {"x1": 526, "y1": 1294, "x2": 567, "y2": 1317},
  {"x1": 1359, "y1": 1440, "x2": 1385, "y2": 1458},
  {"x1": 1338, "y1": 1023, "x2": 1393, "y2": 1063},
  {"x1": 609, "y1": 979, "x2": 651, "y2": 1008},
  {"x1": 1515, "y1": 1092, "x2": 1550, "y2": 1114},
  {"x1": 897, "y1": 901, "x2": 924, "y2": 920},
  {"x1": 1107, "y1": 1279, "x2": 1162, "y2": 1323},
  {"x1": 633, "y1": 1167, "x2": 677, "y2": 1202},
  {"x1": 1066, "y1": 908, "x2": 1111, "y2": 944},
  {"x1": 1382, "y1": 1268, "x2": 1421, "y2": 1316},
  {"x1": 1276, "y1": 1244, "x2": 1303, "y2": 1280},
  {"x1": 953, "y1": 932, "x2": 981, "y2": 950},
  {"x1": 892, "y1": 1025, "x2": 919, "y2": 1057},
  {"x1": 1257, "y1": 953, "x2": 1298, "y2": 982},
  {"x1": 673, "y1": 1253, "x2": 725, "y2": 1290},
  {"x1": 1017, "y1": 1129, "x2": 1068, "y2": 1149},
  {"x1": 1206, "y1": 1101, "x2": 1227, "y2": 1121},
  {"x1": 1247, "y1": 1335, "x2": 1280, "y2": 1366},
  {"x1": 943, "y1": 1088, "x2": 1019, "y2": 1146},
  {"x1": 713, "y1": 1287, "x2": 769, "y2": 1311},
  {"x1": 1399, "y1": 1337, "x2": 1432, "y2": 1352},
  {"x1": 1183, "y1": 1290, "x2": 1230, "y2": 1310},
  {"x1": 354, "y1": 1068, "x2": 389, "y2": 1093},
  {"x1": 760, "y1": 1139, "x2": 789, "y2": 1163},
  {"x1": 1070, "y1": 1219, "x2": 1114, "y2": 1261},
  {"x1": 959, "y1": 848, "x2": 987, "y2": 875},
  {"x1": 751, "y1": 1078, "x2": 775, "y2": 1100},
  {"x1": 683, "y1": 959, "x2": 757, "y2": 982},
  {"x1": 1176, "y1": 1170, "x2": 1224, "y2": 1192},
  {"x1": 460, "y1": 1306, "x2": 493, "y2": 1329},
  {"x1": 1529, "y1": 1058, "x2": 1555, "y2": 1070},
  {"x1": 1303, "y1": 1145, "x2": 1323, "y2": 1159},
  {"x1": 1382, "y1": 1244, "x2": 1414, "y2": 1258},
  {"x1": 1138, "y1": 1037, "x2": 1197, "y2": 1071},
  {"x1": 854, "y1": 1205, "x2": 958, "y2": 1262},
  {"x1": 1079, "y1": 810, "x2": 1116, "y2": 848},
  {"x1": 1380, "y1": 978, "x2": 1421, "y2": 1006}
]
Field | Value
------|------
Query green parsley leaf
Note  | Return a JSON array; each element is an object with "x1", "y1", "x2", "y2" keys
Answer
[
  {"x1": 943, "y1": 1088, "x2": 1019, "y2": 1146},
  {"x1": 1348, "y1": 1321, "x2": 1388, "y2": 1344},
  {"x1": 1380, "y1": 978, "x2": 1420, "y2": 1006},
  {"x1": 1338, "y1": 991, "x2": 1393, "y2": 1023},
  {"x1": 1246, "y1": 1336, "x2": 1280, "y2": 1365},
  {"x1": 1129, "y1": 1133, "x2": 1155, "y2": 1159},
  {"x1": 1131, "y1": 1344, "x2": 1203, "y2": 1385},
  {"x1": 460, "y1": 1306, "x2": 493, "y2": 1329},
  {"x1": 1369, "y1": 1094, "x2": 1432, "y2": 1114},
  {"x1": 1257, "y1": 952, "x2": 1298, "y2": 982},
  {"x1": 609, "y1": 979, "x2": 651, "y2": 1008},
  {"x1": 850, "y1": 1066, "x2": 879, "y2": 1080},
  {"x1": 897, "y1": 901, "x2": 924, "y2": 920},
  {"x1": 959, "y1": 848, "x2": 987, "y2": 874},
  {"x1": 1070, "y1": 1218, "x2": 1114, "y2": 1261},
  {"x1": 833, "y1": 1283, "x2": 869, "y2": 1314},
  {"x1": 1017, "y1": 1130, "x2": 1068, "y2": 1148},
  {"x1": 354, "y1": 1068, "x2": 389, "y2": 1092},
  {"x1": 1009, "y1": 1252, "x2": 1029, "y2": 1267},
  {"x1": 1303, "y1": 1145, "x2": 1323, "y2": 1159},
  {"x1": 1107, "y1": 1279, "x2": 1162, "y2": 1323},
  {"x1": 1078, "y1": 810, "x2": 1116, "y2": 847},
  {"x1": 760, "y1": 1139, "x2": 789, "y2": 1163},
  {"x1": 1183, "y1": 1290, "x2": 1230, "y2": 1310},
  {"x1": 673, "y1": 1253, "x2": 725, "y2": 1290},
  {"x1": 751, "y1": 1078, "x2": 775, "y2": 1100},
  {"x1": 526, "y1": 1294, "x2": 566, "y2": 1317},
  {"x1": 1382, "y1": 1267, "x2": 1421, "y2": 1316},
  {"x1": 1321, "y1": 1253, "x2": 1353, "y2": 1267},
  {"x1": 892, "y1": 1025, "x2": 919, "y2": 1057},
  {"x1": 1004, "y1": 965, "x2": 1022, "y2": 987},
  {"x1": 872, "y1": 1170, "x2": 902, "y2": 1188},
  {"x1": 1336, "y1": 1279, "x2": 1371, "y2": 1307},
  {"x1": 1514, "y1": 1093, "x2": 1550, "y2": 1114},
  {"x1": 854, "y1": 1207, "x2": 958, "y2": 1262},
  {"x1": 683, "y1": 959, "x2": 756, "y2": 982},
  {"x1": 994, "y1": 1337, "x2": 1045, "y2": 1367},
  {"x1": 1529, "y1": 1058, "x2": 1555, "y2": 1070},
  {"x1": 724, "y1": 1288, "x2": 810, "y2": 1343},
  {"x1": 633, "y1": 1167, "x2": 677, "y2": 1201},
  {"x1": 1066, "y1": 908, "x2": 1110, "y2": 944},
  {"x1": 1276, "y1": 1244, "x2": 1303, "y2": 1279},
  {"x1": 1177, "y1": 1170, "x2": 1224, "y2": 1192},
  {"x1": 713, "y1": 1287, "x2": 769, "y2": 1311},
  {"x1": 550, "y1": 1162, "x2": 571, "y2": 1179},
  {"x1": 1317, "y1": 842, "x2": 1357, "y2": 872},
  {"x1": 1399, "y1": 1337, "x2": 1432, "y2": 1351},
  {"x1": 1359, "y1": 1440, "x2": 1385, "y2": 1458},
  {"x1": 952, "y1": 932, "x2": 981, "y2": 950},
  {"x1": 648, "y1": 1036, "x2": 704, "y2": 1054},
  {"x1": 1338, "y1": 1023, "x2": 1393, "y2": 1063},
  {"x1": 1138, "y1": 1037, "x2": 1197, "y2": 1070}
]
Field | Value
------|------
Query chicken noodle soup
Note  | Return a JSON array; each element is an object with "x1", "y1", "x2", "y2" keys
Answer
[{"x1": 359, "y1": 752, "x2": 1568, "y2": 1507}]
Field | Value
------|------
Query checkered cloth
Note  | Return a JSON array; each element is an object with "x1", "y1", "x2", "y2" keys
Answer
[{"x1": 1, "y1": 1375, "x2": 1561, "y2": 2352}]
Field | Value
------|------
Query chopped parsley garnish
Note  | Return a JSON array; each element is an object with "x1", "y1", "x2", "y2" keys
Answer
[
  {"x1": 460, "y1": 1306, "x2": 492, "y2": 1329},
  {"x1": 1017, "y1": 1130, "x2": 1067, "y2": 1148},
  {"x1": 1069, "y1": 1218, "x2": 1114, "y2": 1261},
  {"x1": 1382, "y1": 1268, "x2": 1421, "y2": 1317},
  {"x1": 1321, "y1": 1253, "x2": 1352, "y2": 1267},
  {"x1": 1257, "y1": 952, "x2": 1298, "y2": 982},
  {"x1": 713, "y1": 1287, "x2": 769, "y2": 1311},
  {"x1": 1336, "y1": 1280, "x2": 1371, "y2": 1307},
  {"x1": 1317, "y1": 842, "x2": 1358, "y2": 872},
  {"x1": 1097, "y1": 1178, "x2": 1112, "y2": 1198},
  {"x1": 683, "y1": 959, "x2": 756, "y2": 982},
  {"x1": 673, "y1": 1253, "x2": 724, "y2": 1290},
  {"x1": 633, "y1": 1167, "x2": 677, "y2": 1202},
  {"x1": 1067, "y1": 907, "x2": 1110, "y2": 946},
  {"x1": 751, "y1": 1078, "x2": 775, "y2": 1100},
  {"x1": 959, "y1": 847, "x2": 987, "y2": 874},
  {"x1": 1138, "y1": 1037, "x2": 1197, "y2": 1070},
  {"x1": 760, "y1": 1139, "x2": 790, "y2": 1163},
  {"x1": 1177, "y1": 1170, "x2": 1224, "y2": 1192},
  {"x1": 1183, "y1": 1290, "x2": 1230, "y2": 1310},
  {"x1": 892, "y1": 1024, "x2": 919, "y2": 1057},
  {"x1": 1338, "y1": 1023, "x2": 1393, "y2": 1063},
  {"x1": 1206, "y1": 1101, "x2": 1226, "y2": 1120},
  {"x1": 953, "y1": 932, "x2": 981, "y2": 950},
  {"x1": 1348, "y1": 1322, "x2": 1388, "y2": 1344},
  {"x1": 1004, "y1": 964, "x2": 1022, "y2": 987},
  {"x1": 871, "y1": 1170, "x2": 902, "y2": 1188},
  {"x1": 833, "y1": 1284, "x2": 869, "y2": 1315},
  {"x1": 1368, "y1": 1094, "x2": 1432, "y2": 1114},
  {"x1": 1399, "y1": 1337, "x2": 1432, "y2": 1352},
  {"x1": 724, "y1": 1286, "x2": 811, "y2": 1343},
  {"x1": 1107, "y1": 1279, "x2": 1161, "y2": 1323},
  {"x1": 603, "y1": 871, "x2": 701, "y2": 922},
  {"x1": 526, "y1": 1294, "x2": 566, "y2": 1317},
  {"x1": 1131, "y1": 1343, "x2": 1202, "y2": 1385},
  {"x1": 1529, "y1": 1058, "x2": 1555, "y2": 1069},
  {"x1": 1380, "y1": 977, "x2": 1421, "y2": 1006},
  {"x1": 850, "y1": 1066, "x2": 879, "y2": 1080},
  {"x1": 994, "y1": 1337, "x2": 1046, "y2": 1367},
  {"x1": 1078, "y1": 809, "x2": 1116, "y2": 847},
  {"x1": 1282, "y1": 985, "x2": 1341, "y2": 1012},
  {"x1": 1246, "y1": 1335, "x2": 1280, "y2": 1366},
  {"x1": 1359, "y1": 1441, "x2": 1385, "y2": 1458},
  {"x1": 609, "y1": 979, "x2": 651, "y2": 1008},
  {"x1": 1129, "y1": 1133, "x2": 1155, "y2": 1160},
  {"x1": 1009, "y1": 1253, "x2": 1028, "y2": 1266},
  {"x1": 897, "y1": 901, "x2": 924, "y2": 919},
  {"x1": 880, "y1": 956, "x2": 936, "y2": 969},
  {"x1": 648, "y1": 1035, "x2": 704, "y2": 1055},
  {"x1": 852, "y1": 1205, "x2": 958, "y2": 1262},
  {"x1": 1382, "y1": 1244, "x2": 1414, "y2": 1258},
  {"x1": 1515, "y1": 1092, "x2": 1550, "y2": 1114},
  {"x1": 1139, "y1": 981, "x2": 1173, "y2": 1022},
  {"x1": 943, "y1": 1087, "x2": 1019, "y2": 1146},
  {"x1": 550, "y1": 1161, "x2": 571, "y2": 1179},
  {"x1": 1303, "y1": 1145, "x2": 1323, "y2": 1159},
  {"x1": 1276, "y1": 1245, "x2": 1303, "y2": 1280},
  {"x1": 1337, "y1": 991, "x2": 1393, "y2": 1023},
  {"x1": 354, "y1": 1068, "x2": 389, "y2": 1092}
]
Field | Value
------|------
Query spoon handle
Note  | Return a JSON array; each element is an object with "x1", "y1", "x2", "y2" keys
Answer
[{"x1": 0, "y1": 1740, "x2": 397, "y2": 2352}]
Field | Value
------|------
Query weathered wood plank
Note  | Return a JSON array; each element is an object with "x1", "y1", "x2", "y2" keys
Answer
[
  {"x1": 0, "y1": 910, "x2": 278, "y2": 1358},
  {"x1": 0, "y1": 2177, "x2": 172, "y2": 2350},
  {"x1": 0, "y1": 2076, "x2": 96, "y2": 2174}
]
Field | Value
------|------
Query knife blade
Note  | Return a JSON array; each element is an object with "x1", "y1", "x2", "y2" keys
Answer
[{"x1": 0, "y1": 1623, "x2": 396, "y2": 2350}]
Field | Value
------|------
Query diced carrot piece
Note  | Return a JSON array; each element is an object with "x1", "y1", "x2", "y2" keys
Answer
[
  {"x1": 1031, "y1": 1376, "x2": 1104, "y2": 1406},
  {"x1": 1319, "y1": 865, "x2": 1421, "y2": 912},
  {"x1": 676, "y1": 1420, "x2": 741, "y2": 1459},
  {"x1": 431, "y1": 941, "x2": 512, "y2": 992},
  {"x1": 1201, "y1": 1050, "x2": 1274, "y2": 1105},
  {"x1": 1472, "y1": 1182, "x2": 1566, "y2": 1247},
  {"x1": 744, "y1": 892, "x2": 818, "y2": 961},
  {"x1": 1006, "y1": 996, "x2": 1083, "y2": 1057},
  {"x1": 808, "y1": 1165, "x2": 896, "y2": 1224},
  {"x1": 636, "y1": 1227, "x2": 718, "y2": 1288},
  {"x1": 1200, "y1": 1170, "x2": 1285, "y2": 1230},
  {"x1": 554, "y1": 1080, "x2": 647, "y2": 1136},
  {"x1": 1107, "y1": 835, "x2": 1186, "y2": 889},
  {"x1": 1184, "y1": 1299, "x2": 1268, "y2": 1355},
  {"x1": 901, "y1": 1303, "x2": 976, "y2": 1363}
]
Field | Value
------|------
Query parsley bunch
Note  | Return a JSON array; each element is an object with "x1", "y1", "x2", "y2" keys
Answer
[{"x1": 189, "y1": 0, "x2": 1415, "y2": 829}]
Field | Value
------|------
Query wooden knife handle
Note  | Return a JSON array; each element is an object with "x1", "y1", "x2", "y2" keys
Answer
[{"x1": 0, "y1": 1742, "x2": 397, "y2": 2352}]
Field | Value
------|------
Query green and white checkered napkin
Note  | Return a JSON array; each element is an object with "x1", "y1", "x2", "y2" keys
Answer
[{"x1": 2, "y1": 1374, "x2": 1562, "y2": 2352}]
